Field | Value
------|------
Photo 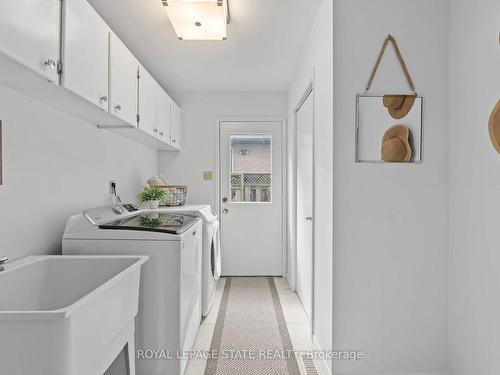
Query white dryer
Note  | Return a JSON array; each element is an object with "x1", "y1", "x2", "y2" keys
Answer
[
  {"x1": 62, "y1": 204, "x2": 202, "y2": 375},
  {"x1": 156, "y1": 205, "x2": 221, "y2": 316}
]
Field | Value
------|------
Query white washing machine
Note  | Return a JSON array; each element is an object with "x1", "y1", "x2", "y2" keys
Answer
[
  {"x1": 62, "y1": 204, "x2": 202, "y2": 375},
  {"x1": 155, "y1": 205, "x2": 221, "y2": 316}
]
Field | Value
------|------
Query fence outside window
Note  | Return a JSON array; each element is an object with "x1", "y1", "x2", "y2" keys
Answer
[{"x1": 231, "y1": 173, "x2": 271, "y2": 202}]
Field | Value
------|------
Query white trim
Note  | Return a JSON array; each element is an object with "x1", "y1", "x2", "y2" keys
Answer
[
  {"x1": 282, "y1": 119, "x2": 288, "y2": 278},
  {"x1": 312, "y1": 334, "x2": 332, "y2": 375},
  {"x1": 292, "y1": 71, "x2": 316, "y2": 335},
  {"x1": 214, "y1": 116, "x2": 287, "y2": 277}
]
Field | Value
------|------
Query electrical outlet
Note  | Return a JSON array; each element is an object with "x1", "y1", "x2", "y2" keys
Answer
[{"x1": 109, "y1": 180, "x2": 117, "y2": 194}]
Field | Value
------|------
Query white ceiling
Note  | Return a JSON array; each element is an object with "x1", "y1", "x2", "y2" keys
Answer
[{"x1": 88, "y1": 0, "x2": 322, "y2": 94}]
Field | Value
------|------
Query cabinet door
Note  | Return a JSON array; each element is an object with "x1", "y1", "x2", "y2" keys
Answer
[
  {"x1": 62, "y1": 0, "x2": 109, "y2": 110},
  {"x1": 138, "y1": 66, "x2": 157, "y2": 136},
  {"x1": 0, "y1": 0, "x2": 60, "y2": 83},
  {"x1": 170, "y1": 101, "x2": 182, "y2": 149},
  {"x1": 156, "y1": 86, "x2": 172, "y2": 142},
  {"x1": 109, "y1": 33, "x2": 138, "y2": 126}
]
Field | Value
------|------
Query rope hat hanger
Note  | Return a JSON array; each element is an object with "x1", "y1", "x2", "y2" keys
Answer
[{"x1": 364, "y1": 34, "x2": 417, "y2": 96}]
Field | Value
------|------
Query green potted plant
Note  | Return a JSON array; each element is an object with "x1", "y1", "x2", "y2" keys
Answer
[{"x1": 138, "y1": 186, "x2": 166, "y2": 209}]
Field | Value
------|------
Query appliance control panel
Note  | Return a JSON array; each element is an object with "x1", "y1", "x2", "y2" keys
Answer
[
  {"x1": 122, "y1": 203, "x2": 139, "y2": 212},
  {"x1": 84, "y1": 204, "x2": 139, "y2": 226}
]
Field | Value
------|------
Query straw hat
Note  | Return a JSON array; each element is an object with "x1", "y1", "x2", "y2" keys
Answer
[
  {"x1": 381, "y1": 125, "x2": 412, "y2": 162},
  {"x1": 383, "y1": 95, "x2": 416, "y2": 120},
  {"x1": 488, "y1": 100, "x2": 500, "y2": 153}
]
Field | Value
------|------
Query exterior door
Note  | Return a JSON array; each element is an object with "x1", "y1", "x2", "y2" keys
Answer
[
  {"x1": 219, "y1": 121, "x2": 283, "y2": 276},
  {"x1": 296, "y1": 91, "x2": 313, "y2": 320}
]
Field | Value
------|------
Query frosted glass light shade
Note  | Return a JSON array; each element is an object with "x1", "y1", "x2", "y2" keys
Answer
[{"x1": 163, "y1": 0, "x2": 228, "y2": 41}]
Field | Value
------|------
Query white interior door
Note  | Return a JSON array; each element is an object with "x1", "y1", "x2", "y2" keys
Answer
[
  {"x1": 296, "y1": 91, "x2": 314, "y2": 320},
  {"x1": 219, "y1": 121, "x2": 283, "y2": 276}
]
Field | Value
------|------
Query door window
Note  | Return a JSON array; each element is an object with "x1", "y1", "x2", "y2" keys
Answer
[{"x1": 229, "y1": 135, "x2": 272, "y2": 202}]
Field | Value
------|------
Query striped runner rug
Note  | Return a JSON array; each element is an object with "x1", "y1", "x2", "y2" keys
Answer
[{"x1": 205, "y1": 277, "x2": 300, "y2": 375}]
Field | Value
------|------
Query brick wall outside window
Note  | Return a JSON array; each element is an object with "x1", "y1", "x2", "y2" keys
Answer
[{"x1": 231, "y1": 143, "x2": 271, "y2": 173}]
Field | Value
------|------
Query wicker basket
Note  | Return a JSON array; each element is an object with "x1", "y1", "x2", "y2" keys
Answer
[{"x1": 159, "y1": 185, "x2": 187, "y2": 206}]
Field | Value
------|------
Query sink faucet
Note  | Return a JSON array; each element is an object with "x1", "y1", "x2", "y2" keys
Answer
[{"x1": 0, "y1": 257, "x2": 8, "y2": 272}]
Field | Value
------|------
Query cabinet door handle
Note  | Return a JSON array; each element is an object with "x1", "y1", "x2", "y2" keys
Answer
[
  {"x1": 100, "y1": 96, "x2": 108, "y2": 104},
  {"x1": 114, "y1": 104, "x2": 122, "y2": 111},
  {"x1": 172, "y1": 139, "x2": 176, "y2": 143},
  {"x1": 44, "y1": 59, "x2": 56, "y2": 69},
  {"x1": 153, "y1": 128, "x2": 158, "y2": 133},
  {"x1": 159, "y1": 131, "x2": 164, "y2": 136}
]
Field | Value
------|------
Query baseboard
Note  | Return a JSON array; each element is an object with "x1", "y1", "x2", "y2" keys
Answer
[{"x1": 312, "y1": 334, "x2": 333, "y2": 375}]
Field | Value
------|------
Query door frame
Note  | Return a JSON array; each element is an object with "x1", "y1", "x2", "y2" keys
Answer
[
  {"x1": 293, "y1": 79, "x2": 315, "y2": 334},
  {"x1": 214, "y1": 116, "x2": 287, "y2": 277}
]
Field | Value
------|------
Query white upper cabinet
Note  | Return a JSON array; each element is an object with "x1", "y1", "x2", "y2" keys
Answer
[
  {"x1": 138, "y1": 66, "x2": 157, "y2": 136},
  {"x1": 170, "y1": 101, "x2": 182, "y2": 150},
  {"x1": 0, "y1": 0, "x2": 60, "y2": 83},
  {"x1": 62, "y1": 0, "x2": 110, "y2": 110},
  {"x1": 156, "y1": 85, "x2": 172, "y2": 142},
  {"x1": 109, "y1": 33, "x2": 139, "y2": 126},
  {"x1": 0, "y1": 0, "x2": 181, "y2": 151}
]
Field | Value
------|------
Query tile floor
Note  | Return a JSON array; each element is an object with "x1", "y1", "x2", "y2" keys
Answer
[{"x1": 184, "y1": 277, "x2": 328, "y2": 375}]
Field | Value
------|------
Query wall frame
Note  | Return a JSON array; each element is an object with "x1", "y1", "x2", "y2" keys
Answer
[{"x1": 355, "y1": 94, "x2": 423, "y2": 163}]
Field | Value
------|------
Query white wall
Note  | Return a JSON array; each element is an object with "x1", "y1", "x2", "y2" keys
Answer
[
  {"x1": 287, "y1": 0, "x2": 333, "y2": 370},
  {"x1": 158, "y1": 92, "x2": 287, "y2": 206},
  {"x1": 0, "y1": 85, "x2": 157, "y2": 260},
  {"x1": 448, "y1": 1, "x2": 500, "y2": 374},
  {"x1": 332, "y1": 1, "x2": 449, "y2": 373}
]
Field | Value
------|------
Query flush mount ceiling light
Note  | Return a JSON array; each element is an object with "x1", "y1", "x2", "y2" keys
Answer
[{"x1": 161, "y1": 0, "x2": 229, "y2": 41}]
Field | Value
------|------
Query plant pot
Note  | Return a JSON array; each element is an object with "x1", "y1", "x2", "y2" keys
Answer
[{"x1": 147, "y1": 200, "x2": 160, "y2": 209}]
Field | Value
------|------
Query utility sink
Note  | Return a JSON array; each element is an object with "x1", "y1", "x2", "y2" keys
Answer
[{"x1": 0, "y1": 255, "x2": 148, "y2": 375}]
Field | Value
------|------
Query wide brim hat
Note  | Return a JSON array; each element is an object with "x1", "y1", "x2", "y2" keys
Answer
[
  {"x1": 488, "y1": 100, "x2": 500, "y2": 153},
  {"x1": 381, "y1": 125, "x2": 412, "y2": 162},
  {"x1": 383, "y1": 95, "x2": 416, "y2": 120}
]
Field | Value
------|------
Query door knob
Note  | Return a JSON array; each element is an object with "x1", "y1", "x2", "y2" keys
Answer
[
  {"x1": 100, "y1": 96, "x2": 108, "y2": 103},
  {"x1": 222, "y1": 197, "x2": 228, "y2": 203},
  {"x1": 223, "y1": 208, "x2": 229, "y2": 214},
  {"x1": 305, "y1": 217, "x2": 313, "y2": 221},
  {"x1": 114, "y1": 104, "x2": 121, "y2": 111}
]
